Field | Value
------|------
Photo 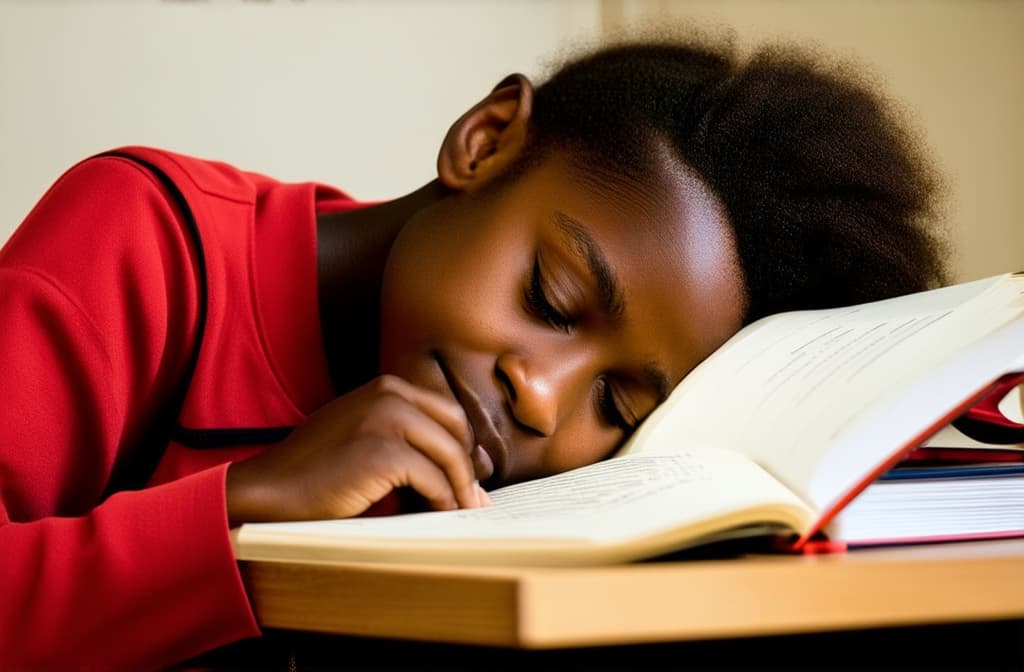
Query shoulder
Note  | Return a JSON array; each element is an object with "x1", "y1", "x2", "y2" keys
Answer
[
  {"x1": 2, "y1": 151, "x2": 204, "y2": 335},
  {"x1": 4, "y1": 153, "x2": 182, "y2": 263},
  {"x1": 96, "y1": 146, "x2": 272, "y2": 205}
]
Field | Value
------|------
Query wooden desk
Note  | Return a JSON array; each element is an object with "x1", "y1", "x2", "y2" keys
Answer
[
  {"x1": 238, "y1": 538, "x2": 1024, "y2": 648},
  {"x1": 178, "y1": 540, "x2": 1024, "y2": 670}
]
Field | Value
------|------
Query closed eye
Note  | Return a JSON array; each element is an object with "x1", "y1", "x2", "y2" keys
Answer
[
  {"x1": 596, "y1": 377, "x2": 637, "y2": 433},
  {"x1": 525, "y1": 256, "x2": 573, "y2": 332}
]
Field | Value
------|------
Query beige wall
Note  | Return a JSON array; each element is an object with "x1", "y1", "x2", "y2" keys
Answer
[
  {"x1": 602, "y1": 0, "x2": 1024, "y2": 282},
  {"x1": 2, "y1": 0, "x2": 1020, "y2": 284},
  {"x1": 0, "y1": 0, "x2": 599, "y2": 237}
]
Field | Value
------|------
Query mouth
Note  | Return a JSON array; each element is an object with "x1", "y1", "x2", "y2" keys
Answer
[{"x1": 434, "y1": 352, "x2": 508, "y2": 486}]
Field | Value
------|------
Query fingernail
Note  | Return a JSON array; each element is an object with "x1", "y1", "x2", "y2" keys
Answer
[{"x1": 476, "y1": 483, "x2": 491, "y2": 507}]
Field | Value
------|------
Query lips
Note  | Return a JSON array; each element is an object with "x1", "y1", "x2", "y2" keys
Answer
[{"x1": 434, "y1": 353, "x2": 508, "y2": 485}]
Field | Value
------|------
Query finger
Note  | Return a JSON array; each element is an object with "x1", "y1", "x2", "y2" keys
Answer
[
  {"x1": 397, "y1": 416, "x2": 482, "y2": 509},
  {"x1": 380, "y1": 443, "x2": 463, "y2": 512},
  {"x1": 358, "y1": 396, "x2": 481, "y2": 510},
  {"x1": 371, "y1": 375, "x2": 474, "y2": 452}
]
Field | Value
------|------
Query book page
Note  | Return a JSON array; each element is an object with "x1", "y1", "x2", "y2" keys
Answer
[
  {"x1": 827, "y1": 474, "x2": 1024, "y2": 543},
  {"x1": 619, "y1": 273, "x2": 1024, "y2": 516},
  {"x1": 233, "y1": 448, "x2": 814, "y2": 566}
]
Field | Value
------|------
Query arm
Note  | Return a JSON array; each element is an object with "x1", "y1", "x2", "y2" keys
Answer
[
  {"x1": 226, "y1": 374, "x2": 490, "y2": 524},
  {"x1": 0, "y1": 153, "x2": 488, "y2": 669},
  {"x1": 0, "y1": 157, "x2": 258, "y2": 670}
]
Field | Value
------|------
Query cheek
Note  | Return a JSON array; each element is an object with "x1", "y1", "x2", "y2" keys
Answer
[
  {"x1": 530, "y1": 421, "x2": 620, "y2": 479},
  {"x1": 379, "y1": 238, "x2": 521, "y2": 368}
]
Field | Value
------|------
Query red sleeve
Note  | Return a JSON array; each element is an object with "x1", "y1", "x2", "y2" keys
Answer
[{"x1": 0, "y1": 156, "x2": 260, "y2": 670}]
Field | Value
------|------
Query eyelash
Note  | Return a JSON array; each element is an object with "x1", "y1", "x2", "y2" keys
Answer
[
  {"x1": 596, "y1": 377, "x2": 634, "y2": 433},
  {"x1": 525, "y1": 258, "x2": 574, "y2": 332}
]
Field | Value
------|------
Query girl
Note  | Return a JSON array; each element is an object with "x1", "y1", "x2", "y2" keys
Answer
[{"x1": 0, "y1": 38, "x2": 947, "y2": 671}]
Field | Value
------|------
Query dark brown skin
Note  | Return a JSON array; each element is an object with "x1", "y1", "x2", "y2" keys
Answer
[{"x1": 225, "y1": 75, "x2": 747, "y2": 526}]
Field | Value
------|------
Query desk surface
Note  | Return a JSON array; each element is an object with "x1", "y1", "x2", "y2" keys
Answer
[{"x1": 239, "y1": 537, "x2": 1024, "y2": 649}]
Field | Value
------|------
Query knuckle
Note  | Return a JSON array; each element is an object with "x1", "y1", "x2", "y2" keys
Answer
[
  {"x1": 371, "y1": 374, "x2": 404, "y2": 395},
  {"x1": 357, "y1": 395, "x2": 410, "y2": 433},
  {"x1": 374, "y1": 392, "x2": 408, "y2": 416}
]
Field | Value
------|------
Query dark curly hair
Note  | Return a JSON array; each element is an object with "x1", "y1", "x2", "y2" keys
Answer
[{"x1": 520, "y1": 38, "x2": 950, "y2": 323}]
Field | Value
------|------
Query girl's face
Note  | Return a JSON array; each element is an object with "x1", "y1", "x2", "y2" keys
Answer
[{"x1": 378, "y1": 149, "x2": 745, "y2": 489}]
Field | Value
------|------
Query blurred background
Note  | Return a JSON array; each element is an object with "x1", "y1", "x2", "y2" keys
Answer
[{"x1": 1, "y1": 0, "x2": 1021, "y2": 283}]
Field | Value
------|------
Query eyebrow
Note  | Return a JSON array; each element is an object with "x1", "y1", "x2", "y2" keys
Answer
[
  {"x1": 552, "y1": 210, "x2": 671, "y2": 404},
  {"x1": 553, "y1": 210, "x2": 625, "y2": 322}
]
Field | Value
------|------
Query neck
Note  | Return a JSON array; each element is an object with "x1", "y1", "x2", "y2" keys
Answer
[{"x1": 316, "y1": 179, "x2": 449, "y2": 394}]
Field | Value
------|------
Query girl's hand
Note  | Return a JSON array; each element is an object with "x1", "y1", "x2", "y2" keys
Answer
[{"x1": 225, "y1": 375, "x2": 488, "y2": 525}]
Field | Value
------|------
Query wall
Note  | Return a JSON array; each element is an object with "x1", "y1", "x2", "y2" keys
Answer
[
  {"x1": 0, "y1": 0, "x2": 599, "y2": 237},
  {"x1": 2, "y1": 0, "x2": 1020, "y2": 283}
]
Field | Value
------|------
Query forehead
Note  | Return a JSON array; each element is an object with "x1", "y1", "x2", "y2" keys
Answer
[{"x1": 535, "y1": 146, "x2": 747, "y2": 379}]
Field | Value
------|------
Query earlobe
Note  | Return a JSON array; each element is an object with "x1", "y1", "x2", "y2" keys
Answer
[{"x1": 437, "y1": 73, "x2": 534, "y2": 190}]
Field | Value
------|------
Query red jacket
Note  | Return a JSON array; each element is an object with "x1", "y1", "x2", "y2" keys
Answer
[{"x1": 0, "y1": 147, "x2": 357, "y2": 670}]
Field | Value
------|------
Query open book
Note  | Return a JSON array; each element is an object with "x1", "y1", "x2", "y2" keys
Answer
[{"x1": 232, "y1": 272, "x2": 1024, "y2": 566}]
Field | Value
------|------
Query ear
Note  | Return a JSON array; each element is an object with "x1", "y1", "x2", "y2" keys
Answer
[{"x1": 437, "y1": 73, "x2": 534, "y2": 191}]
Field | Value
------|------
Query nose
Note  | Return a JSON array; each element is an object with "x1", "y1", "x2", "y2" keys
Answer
[{"x1": 495, "y1": 349, "x2": 588, "y2": 438}]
